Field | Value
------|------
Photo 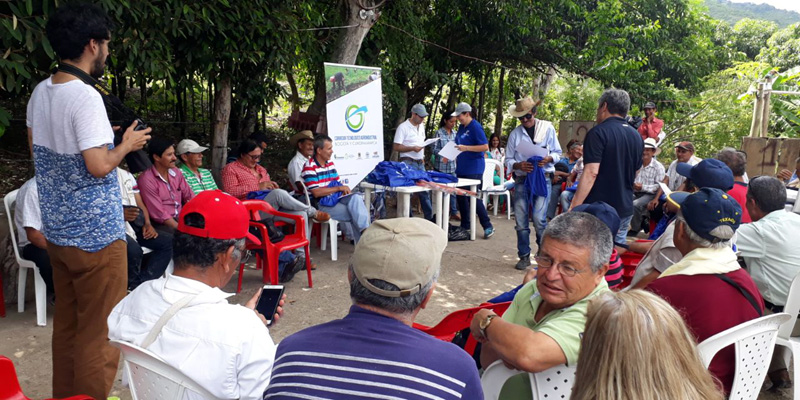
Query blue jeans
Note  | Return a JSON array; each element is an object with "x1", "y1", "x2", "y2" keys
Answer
[
  {"x1": 401, "y1": 159, "x2": 433, "y2": 220},
  {"x1": 457, "y1": 173, "x2": 492, "y2": 230},
  {"x1": 560, "y1": 190, "x2": 575, "y2": 212},
  {"x1": 128, "y1": 228, "x2": 173, "y2": 290},
  {"x1": 546, "y1": 183, "x2": 563, "y2": 220},
  {"x1": 514, "y1": 176, "x2": 551, "y2": 257},
  {"x1": 616, "y1": 214, "x2": 633, "y2": 245},
  {"x1": 320, "y1": 193, "x2": 370, "y2": 243}
]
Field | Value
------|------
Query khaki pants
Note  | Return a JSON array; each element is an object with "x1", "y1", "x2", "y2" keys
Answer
[{"x1": 49, "y1": 240, "x2": 127, "y2": 399}]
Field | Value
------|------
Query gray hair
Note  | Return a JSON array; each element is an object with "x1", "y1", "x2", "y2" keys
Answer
[
  {"x1": 598, "y1": 88, "x2": 631, "y2": 117},
  {"x1": 747, "y1": 176, "x2": 786, "y2": 214},
  {"x1": 541, "y1": 212, "x2": 613, "y2": 272},
  {"x1": 348, "y1": 264, "x2": 438, "y2": 315},
  {"x1": 675, "y1": 214, "x2": 730, "y2": 250},
  {"x1": 715, "y1": 147, "x2": 746, "y2": 177}
]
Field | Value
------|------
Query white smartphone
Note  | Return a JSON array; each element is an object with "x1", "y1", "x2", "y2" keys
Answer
[{"x1": 255, "y1": 285, "x2": 284, "y2": 325}]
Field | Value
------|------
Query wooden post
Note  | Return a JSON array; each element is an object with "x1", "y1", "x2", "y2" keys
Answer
[
  {"x1": 749, "y1": 82, "x2": 764, "y2": 138},
  {"x1": 761, "y1": 82, "x2": 772, "y2": 138},
  {"x1": 211, "y1": 77, "x2": 232, "y2": 183}
]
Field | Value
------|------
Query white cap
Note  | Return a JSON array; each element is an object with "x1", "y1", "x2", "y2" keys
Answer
[{"x1": 176, "y1": 139, "x2": 208, "y2": 155}]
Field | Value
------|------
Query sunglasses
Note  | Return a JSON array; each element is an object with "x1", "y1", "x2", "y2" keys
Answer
[{"x1": 518, "y1": 114, "x2": 534, "y2": 121}]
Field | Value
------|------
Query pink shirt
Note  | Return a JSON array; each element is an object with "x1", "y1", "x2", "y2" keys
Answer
[
  {"x1": 137, "y1": 166, "x2": 194, "y2": 224},
  {"x1": 638, "y1": 117, "x2": 664, "y2": 140},
  {"x1": 221, "y1": 160, "x2": 271, "y2": 200}
]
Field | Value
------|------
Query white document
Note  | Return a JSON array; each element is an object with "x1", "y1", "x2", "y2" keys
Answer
[
  {"x1": 658, "y1": 182, "x2": 672, "y2": 196},
  {"x1": 438, "y1": 141, "x2": 462, "y2": 160},
  {"x1": 422, "y1": 138, "x2": 440, "y2": 147},
  {"x1": 516, "y1": 140, "x2": 549, "y2": 159}
]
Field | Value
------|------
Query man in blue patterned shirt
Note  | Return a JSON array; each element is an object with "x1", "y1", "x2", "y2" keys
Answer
[
  {"x1": 432, "y1": 113, "x2": 459, "y2": 219},
  {"x1": 26, "y1": 5, "x2": 150, "y2": 399}
]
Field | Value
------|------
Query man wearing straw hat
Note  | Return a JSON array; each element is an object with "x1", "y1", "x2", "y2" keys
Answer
[
  {"x1": 505, "y1": 97, "x2": 562, "y2": 270},
  {"x1": 287, "y1": 130, "x2": 315, "y2": 194}
]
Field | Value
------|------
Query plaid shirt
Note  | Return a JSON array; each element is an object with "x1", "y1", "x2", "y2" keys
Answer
[
  {"x1": 634, "y1": 158, "x2": 666, "y2": 194},
  {"x1": 432, "y1": 127, "x2": 456, "y2": 174},
  {"x1": 221, "y1": 160, "x2": 271, "y2": 200}
]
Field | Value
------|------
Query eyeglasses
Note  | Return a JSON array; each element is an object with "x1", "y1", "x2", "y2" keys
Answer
[
  {"x1": 247, "y1": 153, "x2": 262, "y2": 161},
  {"x1": 534, "y1": 256, "x2": 586, "y2": 277},
  {"x1": 518, "y1": 114, "x2": 534, "y2": 121}
]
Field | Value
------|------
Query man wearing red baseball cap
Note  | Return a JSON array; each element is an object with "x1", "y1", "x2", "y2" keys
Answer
[{"x1": 108, "y1": 190, "x2": 285, "y2": 399}]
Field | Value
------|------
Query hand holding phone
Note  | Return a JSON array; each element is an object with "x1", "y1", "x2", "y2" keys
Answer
[{"x1": 251, "y1": 285, "x2": 285, "y2": 326}]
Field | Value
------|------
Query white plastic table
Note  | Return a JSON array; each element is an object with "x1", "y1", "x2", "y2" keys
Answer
[
  {"x1": 442, "y1": 178, "x2": 480, "y2": 241},
  {"x1": 359, "y1": 182, "x2": 444, "y2": 229}
]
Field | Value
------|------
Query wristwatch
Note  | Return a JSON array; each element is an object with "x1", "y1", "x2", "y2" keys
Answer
[{"x1": 479, "y1": 313, "x2": 497, "y2": 339}]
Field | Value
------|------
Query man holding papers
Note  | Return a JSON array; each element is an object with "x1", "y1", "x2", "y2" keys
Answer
[
  {"x1": 393, "y1": 103, "x2": 434, "y2": 221},
  {"x1": 505, "y1": 97, "x2": 562, "y2": 270}
]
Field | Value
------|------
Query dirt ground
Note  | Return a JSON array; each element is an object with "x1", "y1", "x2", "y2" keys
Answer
[{"x1": 0, "y1": 213, "x2": 791, "y2": 399}]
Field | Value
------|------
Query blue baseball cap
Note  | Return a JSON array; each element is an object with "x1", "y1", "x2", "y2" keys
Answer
[
  {"x1": 668, "y1": 187, "x2": 742, "y2": 243},
  {"x1": 572, "y1": 202, "x2": 627, "y2": 248},
  {"x1": 676, "y1": 159, "x2": 734, "y2": 191}
]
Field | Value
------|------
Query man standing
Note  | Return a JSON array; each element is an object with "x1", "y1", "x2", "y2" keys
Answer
[
  {"x1": 393, "y1": 104, "x2": 433, "y2": 220},
  {"x1": 630, "y1": 138, "x2": 665, "y2": 235},
  {"x1": 264, "y1": 218, "x2": 482, "y2": 399},
  {"x1": 303, "y1": 135, "x2": 370, "y2": 244},
  {"x1": 138, "y1": 137, "x2": 195, "y2": 234},
  {"x1": 505, "y1": 97, "x2": 563, "y2": 270},
  {"x1": 176, "y1": 139, "x2": 218, "y2": 194},
  {"x1": 27, "y1": 5, "x2": 150, "y2": 398},
  {"x1": 638, "y1": 101, "x2": 664, "y2": 142},
  {"x1": 736, "y1": 176, "x2": 800, "y2": 389},
  {"x1": 570, "y1": 89, "x2": 643, "y2": 245},
  {"x1": 287, "y1": 130, "x2": 314, "y2": 194}
]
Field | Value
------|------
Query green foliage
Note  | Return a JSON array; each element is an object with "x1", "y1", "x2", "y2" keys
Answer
[
  {"x1": 537, "y1": 75, "x2": 604, "y2": 124},
  {"x1": 758, "y1": 23, "x2": 800, "y2": 71},
  {"x1": 732, "y1": 18, "x2": 778, "y2": 59},
  {"x1": 703, "y1": 0, "x2": 800, "y2": 28}
]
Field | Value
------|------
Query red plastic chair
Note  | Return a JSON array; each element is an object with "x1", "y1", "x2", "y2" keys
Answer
[
  {"x1": 1, "y1": 270, "x2": 5, "y2": 318},
  {"x1": 616, "y1": 239, "x2": 653, "y2": 290},
  {"x1": 413, "y1": 302, "x2": 512, "y2": 355},
  {"x1": 0, "y1": 356, "x2": 93, "y2": 400},
  {"x1": 237, "y1": 200, "x2": 313, "y2": 290}
]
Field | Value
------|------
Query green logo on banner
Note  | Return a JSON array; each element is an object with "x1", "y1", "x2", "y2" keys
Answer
[{"x1": 345, "y1": 105, "x2": 368, "y2": 132}]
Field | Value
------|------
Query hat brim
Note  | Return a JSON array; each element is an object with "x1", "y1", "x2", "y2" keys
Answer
[
  {"x1": 508, "y1": 104, "x2": 533, "y2": 118},
  {"x1": 644, "y1": 145, "x2": 662, "y2": 156},
  {"x1": 666, "y1": 191, "x2": 690, "y2": 208},
  {"x1": 675, "y1": 162, "x2": 693, "y2": 179},
  {"x1": 178, "y1": 146, "x2": 208, "y2": 155},
  {"x1": 289, "y1": 133, "x2": 314, "y2": 147}
]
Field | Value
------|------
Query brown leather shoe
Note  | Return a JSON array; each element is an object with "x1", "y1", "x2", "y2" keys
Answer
[{"x1": 312, "y1": 211, "x2": 331, "y2": 223}]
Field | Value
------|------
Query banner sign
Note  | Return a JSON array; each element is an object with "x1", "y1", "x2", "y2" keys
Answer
[{"x1": 324, "y1": 62, "x2": 383, "y2": 188}]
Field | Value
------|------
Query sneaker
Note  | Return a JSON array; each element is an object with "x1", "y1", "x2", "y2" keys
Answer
[
  {"x1": 515, "y1": 255, "x2": 531, "y2": 270},
  {"x1": 484, "y1": 226, "x2": 495, "y2": 239},
  {"x1": 312, "y1": 211, "x2": 331, "y2": 223}
]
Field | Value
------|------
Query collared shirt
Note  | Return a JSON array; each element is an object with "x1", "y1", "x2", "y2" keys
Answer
[
  {"x1": 178, "y1": 163, "x2": 218, "y2": 195},
  {"x1": 137, "y1": 166, "x2": 194, "y2": 224},
  {"x1": 221, "y1": 160, "x2": 271, "y2": 200},
  {"x1": 502, "y1": 279, "x2": 610, "y2": 366},
  {"x1": 27, "y1": 77, "x2": 124, "y2": 252},
  {"x1": 637, "y1": 117, "x2": 664, "y2": 140},
  {"x1": 301, "y1": 158, "x2": 339, "y2": 190},
  {"x1": 665, "y1": 157, "x2": 700, "y2": 191},
  {"x1": 393, "y1": 119, "x2": 426, "y2": 160},
  {"x1": 14, "y1": 178, "x2": 41, "y2": 249},
  {"x1": 737, "y1": 210, "x2": 800, "y2": 306},
  {"x1": 432, "y1": 127, "x2": 457, "y2": 174},
  {"x1": 116, "y1": 168, "x2": 138, "y2": 237},
  {"x1": 263, "y1": 305, "x2": 483, "y2": 399},
  {"x1": 634, "y1": 158, "x2": 666, "y2": 194},
  {"x1": 505, "y1": 121, "x2": 562, "y2": 175},
  {"x1": 287, "y1": 152, "x2": 310, "y2": 189},
  {"x1": 108, "y1": 275, "x2": 275, "y2": 400}
]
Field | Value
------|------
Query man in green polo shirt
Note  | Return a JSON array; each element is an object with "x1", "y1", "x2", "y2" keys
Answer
[
  {"x1": 177, "y1": 139, "x2": 218, "y2": 195},
  {"x1": 470, "y1": 211, "x2": 611, "y2": 399}
]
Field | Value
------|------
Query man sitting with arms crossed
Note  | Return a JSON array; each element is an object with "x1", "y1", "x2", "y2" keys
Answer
[
  {"x1": 264, "y1": 218, "x2": 482, "y2": 399},
  {"x1": 176, "y1": 139, "x2": 218, "y2": 195},
  {"x1": 469, "y1": 211, "x2": 612, "y2": 399},
  {"x1": 736, "y1": 176, "x2": 800, "y2": 390},
  {"x1": 108, "y1": 190, "x2": 284, "y2": 399},
  {"x1": 287, "y1": 130, "x2": 314, "y2": 195},
  {"x1": 302, "y1": 135, "x2": 370, "y2": 244},
  {"x1": 647, "y1": 187, "x2": 763, "y2": 395}
]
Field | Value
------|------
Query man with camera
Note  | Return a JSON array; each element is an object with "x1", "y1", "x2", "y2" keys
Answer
[{"x1": 27, "y1": 4, "x2": 151, "y2": 398}]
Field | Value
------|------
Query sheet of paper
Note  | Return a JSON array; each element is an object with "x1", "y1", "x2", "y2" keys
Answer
[
  {"x1": 437, "y1": 141, "x2": 462, "y2": 160},
  {"x1": 422, "y1": 138, "x2": 440, "y2": 147},
  {"x1": 516, "y1": 140, "x2": 549, "y2": 159},
  {"x1": 658, "y1": 182, "x2": 672, "y2": 196}
]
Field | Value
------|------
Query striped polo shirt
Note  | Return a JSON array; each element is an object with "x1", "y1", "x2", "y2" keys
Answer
[
  {"x1": 179, "y1": 163, "x2": 218, "y2": 195},
  {"x1": 301, "y1": 158, "x2": 340, "y2": 190},
  {"x1": 263, "y1": 305, "x2": 483, "y2": 399}
]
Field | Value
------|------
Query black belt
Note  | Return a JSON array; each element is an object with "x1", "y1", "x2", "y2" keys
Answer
[{"x1": 765, "y1": 300, "x2": 784, "y2": 313}]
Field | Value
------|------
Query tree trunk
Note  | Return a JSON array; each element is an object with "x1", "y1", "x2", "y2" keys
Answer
[
  {"x1": 446, "y1": 73, "x2": 461, "y2": 111},
  {"x1": 494, "y1": 68, "x2": 506, "y2": 136},
  {"x1": 307, "y1": 0, "x2": 381, "y2": 115},
  {"x1": 539, "y1": 66, "x2": 557, "y2": 99},
  {"x1": 211, "y1": 77, "x2": 232, "y2": 182},
  {"x1": 286, "y1": 68, "x2": 301, "y2": 113},
  {"x1": 477, "y1": 69, "x2": 490, "y2": 123}
]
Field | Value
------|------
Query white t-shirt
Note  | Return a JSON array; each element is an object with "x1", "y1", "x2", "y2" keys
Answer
[
  {"x1": 288, "y1": 152, "x2": 309, "y2": 189},
  {"x1": 393, "y1": 119, "x2": 426, "y2": 160},
  {"x1": 14, "y1": 178, "x2": 41, "y2": 248},
  {"x1": 117, "y1": 168, "x2": 139, "y2": 238}
]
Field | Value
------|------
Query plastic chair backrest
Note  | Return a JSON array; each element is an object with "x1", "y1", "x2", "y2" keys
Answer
[
  {"x1": 486, "y1": 158, "x2": 506, "y2": 186},
  {"x1": 111, "y1": 340, "x2": 220, "y2": 400},
  {"x1": 778, "y1": 272, "x2": 800, "y2": 339},
  {"x1": 481, "y1": 360, "x2": 523, "y2": 400},
  {"x1": 697, "y1": 313, "x2": 791, "y2": 400},
  {"x1": 530, "y1": 363, "x2": 577, "y2": 399},
  {"x1": 482, "y1": 159, "x2": 496, "y2": 189},
  {"x1": 4, "y1": 189, "x2": 25, "y2": 263},
  {"x1": 0, "y1": 355, "x2": 29, "y2": 400},
  {"x1": 414, "y1": 302, "x2": 511, "y2": 339}
]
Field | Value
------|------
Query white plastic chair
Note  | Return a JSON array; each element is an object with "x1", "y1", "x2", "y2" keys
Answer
[
  {"x1": 481, "y1": 360, "x2": 577, "y2": 400},
  {"x1": 302, "y1": 184, "x2": 340, "y2": 261},
  {"x1": 482, "y1": 159, "x2": 511, "y2": 219},
  {"x1": 697, "y1": 313, "x2": 791, "y2": 400},
  {"x1": 111, "y1": 339, "x2": 220, "y2": 400},
  {"x1": 3, "y1": 189, "x2": 47, "y2": 327},
  {"x1": 774, "y1": 272, "x2": 800, "y2": 400}
]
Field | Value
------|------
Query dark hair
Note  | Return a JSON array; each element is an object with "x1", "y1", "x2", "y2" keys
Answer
[
  {"x1": 598, "y1": 89, "x2": 631, "y2": 117},
  {"x1": 715, "y1": 148, "x2": 746, "y2": 177},
  {"x1": 566, "y1": 139, "x2": 583, "y2": 150},
  {"x1": 147, "y1": 137, "x2": 174, "y2": 163},
  {"x1": 747, "y1": 176, "x2": 786, "y2": 214},
  {"x1": 439, "y1": 112, "x2": 456, "y2": 128},
  {"x1": 314, "y1": 134, "x2": 333, "y2": 155},
  {"x1": 46, "y1": 4, "x2": 113, "y2": 61},
  {"x1": 489, "y1": 134, "x2": 502, "y2": 149},
  {"x1": 249, "y1": 131, "x2": 268, "y2": 146},
  {"x1": 173, "y1": 213, "x2": 244, "y2": 270},
  {"x1": 236, "y1": 139, "x2": 260, "y2": 159}
]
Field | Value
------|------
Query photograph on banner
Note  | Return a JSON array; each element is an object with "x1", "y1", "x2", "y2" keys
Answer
[
  {"x1": 325, "y1": 62, "x2": 384, "y2": 189},
  {"x1": 325, "y1": 64, "x2": 381, "y2": 104}
]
